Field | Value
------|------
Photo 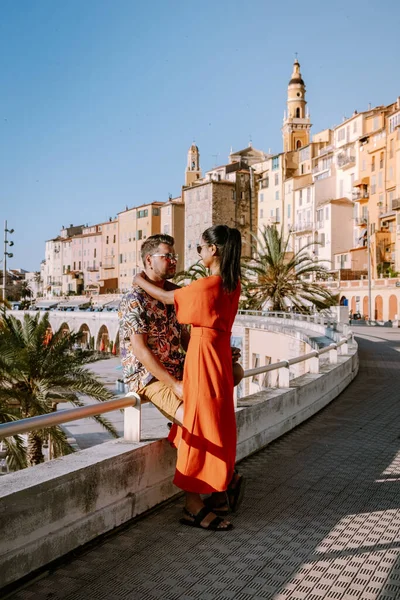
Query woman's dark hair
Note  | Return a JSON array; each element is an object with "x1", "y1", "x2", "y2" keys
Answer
[{"x1": 202, "y1": 225, "x2": 241, "y2": 292}]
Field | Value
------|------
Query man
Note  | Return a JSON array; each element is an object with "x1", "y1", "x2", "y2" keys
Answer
[{"x1": 118, "y1": 234, "x2": 187, "y2": 425}]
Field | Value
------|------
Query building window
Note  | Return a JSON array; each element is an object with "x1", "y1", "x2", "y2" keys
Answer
[
  {"x1": 275, "y1": 191, "x2": 279, "y2": 201},
  {"x1": 299, "y1": 190, "x2": 303, "y2": 206},
  {"x1": 373, "y1": 116, "x2": 379, "y2": 130},
  {"x1": 325, "y1": 206, "x2": 329, "y2": 219},
  {"x1": 137, "y1": 230, "x2": 143, "y2": 240},
  {"x1": 153, "y1": 208, "x2": 160, "y2": 216},
  {"x1": 94, "y1": 249, "x2": 96, "y2": 258},
  {"x1": 260, "y1": 209, "x2": 264, "y2": 218},
  {"x1": 106, "y1": 236, "x2": 109, "y2": 244},
  {"x1": 113, "y1": 235, "x2": 116, "y2": 243},
  {"x1": 259, "y1": 193, "x2": 264, "y2": 203},
  {"x1": 296, "y1": 107, "x2": 300, "y2": 118},
  {"x1": 337, "y1": 128, "x2": 345, "y2": 142},
  {"x1": 287, "y1": 204, "x2": 291, "y2": 218},
  {"x1": 272, "y1": 156, "x2": 279, "y2": 170},
  {"x1": 353, "y1": 120, "x2": 357, "y2": 133},
  {"x1": 274, "y1": 174, "x2": 279, "y2": 186},
  {"x1": 252, "y1": 353, "x2": 260, "y2": 384},
  {"x1": 371, "y1": 156, "x2": 375, "y2": 172}
]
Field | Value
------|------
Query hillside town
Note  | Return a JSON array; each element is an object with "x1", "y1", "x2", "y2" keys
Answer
[{"x1": 3, "y1": 59, "x2": 400, "y2": 321}]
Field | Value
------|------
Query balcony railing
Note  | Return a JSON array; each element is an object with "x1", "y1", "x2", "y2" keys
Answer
[
  {"x1": 316, "y1": 220, "x2": 324, "y2": 229},
  {"x1": 353, "y1": 190, "x2": 369, "y2": 201},
  {"x1": 392, "y1": 198, "x2": 400, "y2": 210},
  {"x1": 87, "y1": 265, "x2": 99, "y2": 272},
  {"x1": 294, "y1": 221, "x2": 314, "y2": 232},
  {"x1": 355, "y1": 217, "x2": 368, "y2": 226},
  {"x1": 337, "y1": 154, "x2": 355, "y2": 168},
  {"x1": 102, "y1": 262, "x2": 116, "y2": 269}
]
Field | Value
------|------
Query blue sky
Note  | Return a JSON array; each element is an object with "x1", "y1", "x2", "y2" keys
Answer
[{"x1": 1, "y1": 0, "x2": 399, "y2": 271}]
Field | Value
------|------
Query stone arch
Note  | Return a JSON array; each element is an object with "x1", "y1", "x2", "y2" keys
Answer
[
  {"x1": 113, "y1": 331, "x2": 120, "y2": 356},
  {"x1": 389, "y1": 294, "x2": 397, "y2": 321},
  {"x1": 59, "y1": 322, "x2": 70, "y2": 337},
  {"x1": 363, "y1": 296, "x2": 369, "y2": 319},
  {"x1": 375, "y1": 295, "x2": 383, "y2": 321},
  {"x1": 78, "y1": 323, "x2": 91, "y2": 350},
  {"x1": 97, "y1": 325, "x2": 110, "y2": 352},
  {"x1": 339, "y1": 295, "x2": 347, "y2": 306},
  {"x1": 44, "y1": 324, "x2": 53, "y2": 346},
  {"x1": 351, "y1": 297, "x2": 356, "y2": 313}
]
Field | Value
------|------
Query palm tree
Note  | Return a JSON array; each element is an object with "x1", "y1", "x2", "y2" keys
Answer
[
  {"x1": 241, "y1": 226, "x2": 337, "y2": 312},
  {"x1": 0, "y1": 312, "x2": 118, "y2": 470},
  {"x1": 20, "y1": 280, "x2": 32, "y2": 300},
  {"x1": 174, "y1": 261, "x2": 208, "y2": 285}
]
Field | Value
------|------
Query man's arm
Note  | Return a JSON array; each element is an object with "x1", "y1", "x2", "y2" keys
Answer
[{"x1": 129, "y1": 332, "x2": 183, "y2": 399}]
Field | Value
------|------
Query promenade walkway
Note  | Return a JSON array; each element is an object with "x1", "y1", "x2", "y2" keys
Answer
[{"x1": 6, "y1": 326, "x2": 400, "y2": 600}]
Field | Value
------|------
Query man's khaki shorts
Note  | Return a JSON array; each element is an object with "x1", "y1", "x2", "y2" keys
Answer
[{"x1": 137, "y1": 379, "x2": 182, "y2": 421}]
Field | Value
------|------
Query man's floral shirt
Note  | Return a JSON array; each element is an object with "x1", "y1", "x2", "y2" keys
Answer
[{"x1": 118, "y1": 283, "x2": 184, "y2": 392}]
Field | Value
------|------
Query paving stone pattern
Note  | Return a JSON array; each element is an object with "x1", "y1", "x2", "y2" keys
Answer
[{"x1": 6, "y1": 326, "x2": 400, "y2": 600}]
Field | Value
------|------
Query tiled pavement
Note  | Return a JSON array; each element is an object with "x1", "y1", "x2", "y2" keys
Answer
[{"x1": 5, "y1": 326, "x2": 400, "y2": 600}]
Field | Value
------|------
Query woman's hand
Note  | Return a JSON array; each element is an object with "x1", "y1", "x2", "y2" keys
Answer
[{"x1": 132, "y1": 272, "x2": 146, "y2": 287}]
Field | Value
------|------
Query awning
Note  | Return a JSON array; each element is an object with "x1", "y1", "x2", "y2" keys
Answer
[
  {"x1": 57, "y1": 298, "x2": 91, "y2": 309},
  {"x1": 353, "y1": 176, "x2": 370, "y2": 187},
  {"x1": 35, "y1": 300, "x2": 60, "y2": 309}
]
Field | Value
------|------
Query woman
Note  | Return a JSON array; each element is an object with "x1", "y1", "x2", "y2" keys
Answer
[{"x1": 133, "y1": 224, "x2": 243, "y2": 531}]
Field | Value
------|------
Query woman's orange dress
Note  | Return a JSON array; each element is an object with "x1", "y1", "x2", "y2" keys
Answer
[{"x1": 169, "y1": 275, "x2": 240, "y2": 494}]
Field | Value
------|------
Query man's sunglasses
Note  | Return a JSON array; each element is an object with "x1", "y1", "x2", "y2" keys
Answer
[{"x1": 151, "y1": 253, "x2": 178, "y2": 262}]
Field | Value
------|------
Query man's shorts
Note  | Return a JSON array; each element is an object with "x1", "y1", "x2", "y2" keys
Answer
[{"x1": 137, "y1": 379, "x2": 182, "y2": 421}]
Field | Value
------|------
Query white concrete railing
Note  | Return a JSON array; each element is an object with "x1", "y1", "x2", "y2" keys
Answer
[{"x1": 0, "y1": 316, "x2": 351, "y2": 444}]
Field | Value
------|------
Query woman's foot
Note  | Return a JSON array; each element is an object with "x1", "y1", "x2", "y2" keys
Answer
[
  {"x1": 180, "y1": 506, "x2": 233, "y2": 531},
  {"x1": 203, "y1": 492, "x2": 229, "y2": 516},
  {"x1": 227, "y1": 471, "x2": 246, "y2": 512}
]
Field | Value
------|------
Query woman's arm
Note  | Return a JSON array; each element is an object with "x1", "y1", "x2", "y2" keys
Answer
[{"x1": 132, "y1": 273, "x2": 176, "y2": 304}]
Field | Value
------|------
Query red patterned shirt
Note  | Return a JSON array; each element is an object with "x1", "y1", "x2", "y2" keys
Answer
[{"x1": 118, "y1": 282, "x2": 184, "y2": 392}]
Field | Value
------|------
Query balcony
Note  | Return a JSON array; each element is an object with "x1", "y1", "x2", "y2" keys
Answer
[
  {"x1": 337, "y1": 154, "x2": 355, "y2": 169},
  {"x1": 312, "y1": 163, "x2": 331, "y2": 175},
  {"x1": 269, "y1": 216, "x2": 281, "y2": 224},
  {"x1": 392, "y1": 198, "x2": 400, "y2": 210},
  {"x1": 355, "y1": 217, "x2": 367, "y2": 226},
  {"x1": 316, "y1": 220, "x2": 325, "y2": 229},
  {"x1": 294, "y1": 221, "x2": 314, "y2": 233},
  {"x1": 353, "y1": 189, "x2": 369, "y2": 202},
  {"x1": 102, "y1": 262, "x2": 116, "y2": 270},
  {"x1": 87, "y1": 265, "x2": 99, "y2": 272}
]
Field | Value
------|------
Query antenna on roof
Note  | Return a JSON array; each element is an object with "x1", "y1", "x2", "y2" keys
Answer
[
  {"x1": 211, "y1": 153, "x2": 219, "y2": 167},
  {"x1": 249, "y1": 135, "x2": 252, "y2": 147}
]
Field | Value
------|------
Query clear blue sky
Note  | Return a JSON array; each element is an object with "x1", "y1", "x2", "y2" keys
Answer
[{"x1": 1, "y1": 0, "x2": 399, "y2": 271}]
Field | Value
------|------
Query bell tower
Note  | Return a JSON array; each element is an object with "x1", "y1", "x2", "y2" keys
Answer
[
  {"x1": 185, "y1": 143, "x2": 201, "y2": 186},
  {"x1": 282, "y1": 58, "x2": 311, "y2": 153}
]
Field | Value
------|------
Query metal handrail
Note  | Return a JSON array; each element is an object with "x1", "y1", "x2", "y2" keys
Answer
[
  {"x1": 0, "y1": 395, "x2": 139, "y2": 439},
  {"x1": 0, "y1": 325, "x2": 352, "y2": 441}
]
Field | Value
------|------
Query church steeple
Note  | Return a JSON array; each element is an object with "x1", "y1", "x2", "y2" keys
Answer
[
  {"x1": 185, "y1": 143, "x2": 201, "y2": 186},
  {"x1": 282, "y1": 58, "x2": 311, "y2": 152}
]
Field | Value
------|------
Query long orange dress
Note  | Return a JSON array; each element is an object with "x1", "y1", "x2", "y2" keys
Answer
[{"x1": 169, "y1": 275, "x2": 240, "y2": 494}]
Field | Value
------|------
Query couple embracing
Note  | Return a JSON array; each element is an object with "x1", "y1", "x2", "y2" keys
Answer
[{"x1": 118, "y1": 225, "x2": 244, "y2": 531}]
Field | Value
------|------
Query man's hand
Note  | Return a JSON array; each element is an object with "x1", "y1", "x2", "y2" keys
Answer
[
  {"x1": 172, "y1": 380, "x2": 183, "y2": 400},
  {"x1": 231, "y1": 346, "x2": 241, "y2": 364}
]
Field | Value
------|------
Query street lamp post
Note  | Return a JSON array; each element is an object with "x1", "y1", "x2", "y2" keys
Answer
[
  {"x1": 367, "y1": 211, "x2": 372, "y2": 324},
  {"x1": 2, "y1": 220, "x2": 14, "y2": 305}
]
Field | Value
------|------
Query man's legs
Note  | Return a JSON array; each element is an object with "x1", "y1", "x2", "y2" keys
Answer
[{"x1": 138, "y1": 379, "x2": 183, "y2": 425}]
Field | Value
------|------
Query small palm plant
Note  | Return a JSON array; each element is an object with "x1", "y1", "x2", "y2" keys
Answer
[
  {"x1": 174, "y1": 261, "x2": 208, "y2": 285},
  {"x1": 241, "y1": 226, "x2": 337, "y2": 312},
  {"x1": 0, "y1": 312, "x2": 118, "y2": 470}
]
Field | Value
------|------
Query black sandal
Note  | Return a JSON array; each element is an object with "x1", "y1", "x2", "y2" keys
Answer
[
  {"x1": 179, "y1": 506, "x2": 233, "y2": 531},
  {"x1": 227, "y1": 471, "x2": 246, "y2": 513}
]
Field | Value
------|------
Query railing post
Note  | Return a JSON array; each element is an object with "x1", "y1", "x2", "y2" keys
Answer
[
  {"x1": 123, "y1": 393, "x2": 141, "y2": 442},
  {"x1": 329, "y1": 344, "x2": 338, "y2": 364},
  {"x1": 340, "y1": 340, "x2": 348, "y2": 355},
  {"x1": 277, "y1": 362, "x2": 290, "y2": 388},
  {"x1": 309, "y1": 354, "x2": 320, "y2": 374}
]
